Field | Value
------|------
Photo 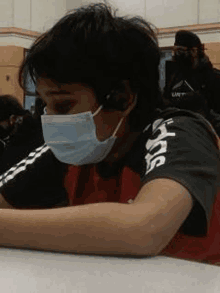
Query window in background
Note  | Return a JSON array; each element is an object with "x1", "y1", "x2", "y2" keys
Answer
[
  {"x1": 23, "y1": 50, "x2": 36, "y2": 114},
  {"x1": 159, "y1": 49, "x2": 172, "y2": 93}
]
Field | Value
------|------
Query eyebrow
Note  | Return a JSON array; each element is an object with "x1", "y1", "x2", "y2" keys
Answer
[
  {"x1": 36, "y1": 90, "x2": 72, "y2": 95},
  {"x1": 47, "y1": 90, "x2": 72, "y2": 95}
]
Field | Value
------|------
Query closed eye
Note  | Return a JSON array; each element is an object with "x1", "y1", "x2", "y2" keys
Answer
[{"x1": 54, "y1": 100, "x2": 77, "y2": 114}]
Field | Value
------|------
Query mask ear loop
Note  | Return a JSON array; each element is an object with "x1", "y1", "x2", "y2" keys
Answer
[
  {"x1": 93, "y1": 104, "x2": 124, "y2": 138},
  {"x1": 93, "y1": 105, "x2": 103, "y2": 117},
  {"x1": 112, "y1": 94, "x2": 138, "y2": 138},
  {"x1": 112, "y1": 117, "x2": 124, "y2": 138},
  {"x1": 43, "y1": 107, "x2": 47, "y2": 115}
]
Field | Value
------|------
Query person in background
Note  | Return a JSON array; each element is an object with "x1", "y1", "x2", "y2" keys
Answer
[
  {"x1": 0, "y1": 95, "x2": 44, "y2": 174},
  {"x1": 0, "y1": 3, "x2": 219, "y2": 265},
  {"x1": 0, "y1": 95, "x2": 26, "y2": 140},
  {"x1": 0, "y1": 95, "x2": 28, "y2": 156},
  {"x1": 163, "y1": 30, "x2": 220, "y2": 136}
]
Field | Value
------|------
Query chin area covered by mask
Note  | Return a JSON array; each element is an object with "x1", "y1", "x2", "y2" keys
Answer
[
  {"x1": 174, "y1": 53, "x2": 193, "y2": 67},
  {"x1": 41, "y1": 106, "x2": 124, "y2": 166},
  {"x1": 0, "y1": 125, "x2": 13, "y2": 140}
]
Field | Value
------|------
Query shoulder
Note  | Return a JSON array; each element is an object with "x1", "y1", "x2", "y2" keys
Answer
[
  {"x1": 137, "y1": 108, "x2": 220, "y2": 236},
  {"x1": 126, "y1": 107, "x2": 219, "y2": 175},
  {"x1": 143, "y1": 107, "x2": 219, "y2": 141},
  {"x1": 142, "y1": 108, "x2": 220, "y2": 171},
  {"x1": 129, "y1": 107, "x2": 219, "y2": 159}
]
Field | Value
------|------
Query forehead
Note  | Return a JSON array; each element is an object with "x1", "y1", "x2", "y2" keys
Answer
[
  {"x1": 37, "y1": 78, "x2": 93, "y2": 93},
  {"x1": 36, "y1": 78, "x2": 99, "y2": 113},
  {"x1": 36, "y1": 78, "x2": 97, "y2": 100}
]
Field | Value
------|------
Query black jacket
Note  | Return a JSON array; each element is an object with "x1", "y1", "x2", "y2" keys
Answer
[
  {"x1": 0, "y1": 113, "x2": 44, "y2": 174},
  {"x1": 162, "y1": 58, "x2": 220, "y2": 136}
]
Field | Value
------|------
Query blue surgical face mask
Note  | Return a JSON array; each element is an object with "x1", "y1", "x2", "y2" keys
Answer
[{"x1": 41, "y1": 106, "x2": 124, "y2": 165}]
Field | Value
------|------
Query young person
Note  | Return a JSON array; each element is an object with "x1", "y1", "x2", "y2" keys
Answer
[
  {"x1": 163, "y1": 30, "x2": 220, "y2": 136},
  {"x1": 0, "y1": 95, "x2": 26, "y2": 140},
  {"x1": 0, "y1": 95, "x2": 44, "y2": 174},
  {"x1": 0, "y1": 3, "x2": 219, "y2": 264}
]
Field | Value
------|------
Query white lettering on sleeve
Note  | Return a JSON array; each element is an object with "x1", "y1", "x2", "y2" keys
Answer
[{"x1": 145, "y1": 118, "x2": 176, "y2": 175}]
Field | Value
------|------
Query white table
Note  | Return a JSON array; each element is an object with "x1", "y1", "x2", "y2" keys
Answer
[{"x1": 0, "y1": 248, "x2": 219, "y2": 293}]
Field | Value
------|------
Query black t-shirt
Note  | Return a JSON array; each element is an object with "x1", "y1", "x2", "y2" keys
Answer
[
  {"x1": 0, "y1": 114, "x2": 44, "y2": 174},
  {"x1": 132, "y1": 108, "x2": 220, "y2": 236},
  {"x1": 208, "y1": 109, "x2": 220, "y2": 137},
  {"x1": 0, "y1": 108, "x2": 219, "y2": 237}
]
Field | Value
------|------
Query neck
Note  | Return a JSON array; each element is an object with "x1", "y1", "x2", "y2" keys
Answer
[{"x1": 104, "y1": 129, "x2": 141, "y2": 165}]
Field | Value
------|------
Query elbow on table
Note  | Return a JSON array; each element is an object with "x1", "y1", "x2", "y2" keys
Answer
[
  {"x1": 0, "y1": 193, "x2": 14, "y2": 209},
  {"x1": 123, "y1": 228, "x2": 164, "y2": 257}
]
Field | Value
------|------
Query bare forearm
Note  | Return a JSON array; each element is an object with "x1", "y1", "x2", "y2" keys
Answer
[{"x1": 0, "y1": 203, "x2": 149, "y2": 256}]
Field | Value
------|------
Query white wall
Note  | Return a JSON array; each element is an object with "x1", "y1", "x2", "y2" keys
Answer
[
  {"x1": 2, "y1": 0, "x2": 220, "y2": 48},
  {"x1": 31, "y1": 0, "x2": 66, "y2": 32},
  {"x1": 2, "y1": 0, "x2": 220, "y2": 32},
  {"x1": 0, "y1": 0, "x2": 14, "y2": 27},
  {"x1": 69, "y1": 0, "x2": 199, "y2": 28},
  {"x1": 0, "y1": 0, "x2": 67, "y2": 32},
  {"x1": 67, "y1": 0, "x2": 146, "y2": 18},
  {"x1": 145, "y1": 0, "x2": 198, "y2": 28},
  {"x1": 72, "y1": 0, "x2": 220, "y2": 28},
  {"x1": 107, "y1": 0, "x2": 146, "y2": 18},
  {"x1": 14, "y1": 0, "x2": 31, "y2": 30},
  {"x1": 145, "y1": 0, "x2": 220, "y2": 28},
  {"x1": 66, "y1": 0, "x2": 83, "y2": 10},
  {"x1": 199, "y1": 0, "x2": 220, "y2": 24}
]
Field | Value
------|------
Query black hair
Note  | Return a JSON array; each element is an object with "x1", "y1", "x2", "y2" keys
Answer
[
  {"x1": 175, "y1": 30, "x2": 202, "y2": 48},
  {"x1": 19, "y1": 2, "x2": 161, "y2": 131},
  {"x1": 0, "y1": 95, "x2": 27, "y2": 121},
  {"x1": 33, "y1": 96, "x2": 46, "y2": 120},
  {"x1": 174, "y1": 30, "x2": 206, "y2": 61}
]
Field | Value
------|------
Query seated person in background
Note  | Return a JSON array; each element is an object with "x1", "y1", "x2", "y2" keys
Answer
[
  {"x1": 0, "y1": 95, "x2": 26, "y2": 140},
  {"x1": 0, "y1": 3, "x2": 219, "y2": 265},
  {"x1": 163, "y1": 30, "x2": 220, "y2": 137},
  {"x1": 0, "y1": 95, "x2": 44, "y2": 174}
]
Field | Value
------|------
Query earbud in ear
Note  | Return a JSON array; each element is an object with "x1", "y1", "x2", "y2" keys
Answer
[
  {"x1": 103, "y1": 82, "x2": 130, "y2": 111},
  {"x1": 16, "y1": 117, "x2": 23, "y2": 124},
  {"x1": 103, "y1": 92, "x2": 129, "y2": 111}
]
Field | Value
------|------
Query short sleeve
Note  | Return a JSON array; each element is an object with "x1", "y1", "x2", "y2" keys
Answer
[{"x1": 141, "y1": 110, "x2": 220, "y2": 236}]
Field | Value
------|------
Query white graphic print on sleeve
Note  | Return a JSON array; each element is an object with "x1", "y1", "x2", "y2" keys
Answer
[
  {"x1": 0, "y1": 144, "x2": 50, "y2": 188},
  {"x1": 145, "y1": 118, "x2": 176, "y2": 175}
]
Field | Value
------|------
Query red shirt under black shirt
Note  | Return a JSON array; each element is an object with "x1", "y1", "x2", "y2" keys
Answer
[{"x1": 0, "y1": 108, "x2": 219, "y2": 262}]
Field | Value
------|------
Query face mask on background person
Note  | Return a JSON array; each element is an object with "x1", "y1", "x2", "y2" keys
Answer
[
  {"x1": 41, "y1": 105, "x2": 124, "y2": 165},
  {"x1": 0, "y1": 128, "x2": 11, "y2": 140},
  {"x1": 0, "y1": 121, "x2": 14, "y2": 140},
  {"x1": 173, "y1": 47, "x2": 194, "y2": 67}
]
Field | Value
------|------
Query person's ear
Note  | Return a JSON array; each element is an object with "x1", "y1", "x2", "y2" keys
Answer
[
  {"x1": 120, "y1": 80, "x2": 138, "y2": 116},
  {"x1": 9, "y1": 115, "x2": 23, "y2": 126},
  {"x1": 9, "y1": 115, "x2": 16, "y2": 126},
  {"x1": 122, "y1": 94, "x2": 137, "y2": 117},
  {"x1": 103, "y1": 80, "x2": 138, "y2": 112}
]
